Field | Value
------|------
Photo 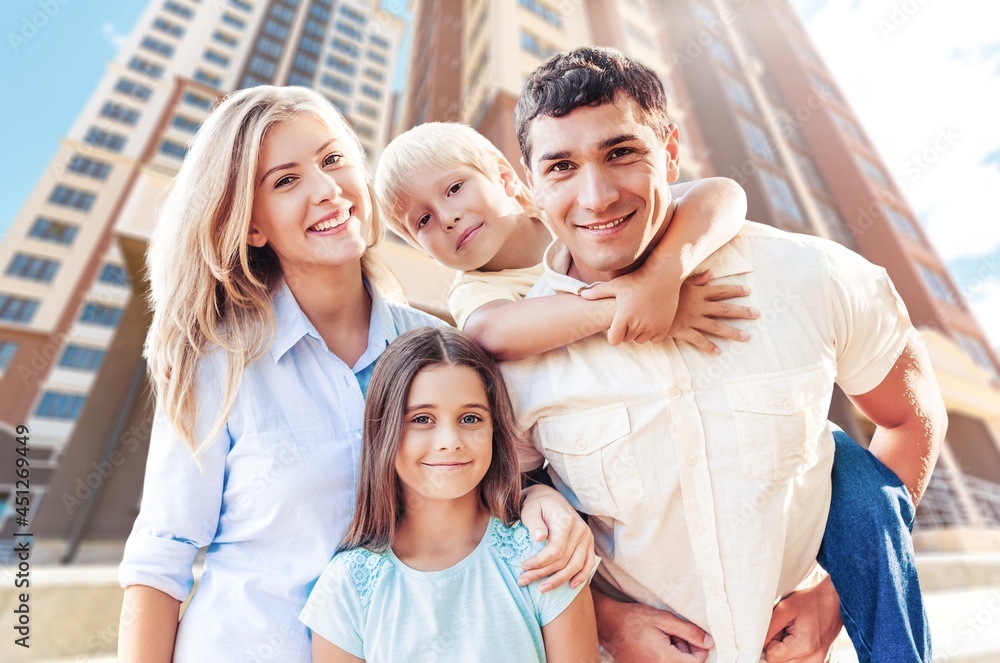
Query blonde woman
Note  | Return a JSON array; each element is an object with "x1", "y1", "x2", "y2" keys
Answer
[{"x1": 117, "y1": 86, "x2": 593, "y2": 662}]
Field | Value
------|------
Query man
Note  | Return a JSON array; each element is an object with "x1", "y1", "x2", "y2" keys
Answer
[{"x1": 502, "y1": 47, "x2": 946, "y2": 662}]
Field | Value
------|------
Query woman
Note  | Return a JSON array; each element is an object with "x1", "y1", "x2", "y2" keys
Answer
[{"x1": 117, "y1": 86, "x2": 592, "y2": 662}]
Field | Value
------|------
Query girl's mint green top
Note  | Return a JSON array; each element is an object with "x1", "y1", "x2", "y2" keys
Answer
[{"x1": 300, "y1": 518, "x2": 591, "y2": 662}]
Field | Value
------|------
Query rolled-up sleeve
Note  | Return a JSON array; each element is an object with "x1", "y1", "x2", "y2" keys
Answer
[{"x1": 119, "y1": 354, "x2": 230, "y2": 601}]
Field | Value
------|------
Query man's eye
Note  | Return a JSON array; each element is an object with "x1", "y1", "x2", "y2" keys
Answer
[
  {"x1": 324, "y1": 153, "x2": 342, "y2": 166},
  {"x1": 461, "y1": 414, "x2": 482, "y2": 424},
  {"x1": 609, "y1": 147, "x2": 634, "y2": 159},
  {"x1": 448, "y1": 182, "x2": 462, "y2": 196},
  {"x1": 416, "y1": 214, "x2": 431, "y2": 229},
  {"x1": 550, "y1": 161, "x2": 573, "y2": 173}
]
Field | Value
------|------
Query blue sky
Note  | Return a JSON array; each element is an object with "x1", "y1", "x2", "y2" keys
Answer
[{"x1": 2, "y1": 1, "x2": 998, "y2": 350}]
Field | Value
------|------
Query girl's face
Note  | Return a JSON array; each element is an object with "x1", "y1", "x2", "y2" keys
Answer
[
  {"x1": 395, "y1": 363, "x2": 493, "y2": 508},
  {"x1": 249, "y1": 113, "x2": 371, "y2": 275}
]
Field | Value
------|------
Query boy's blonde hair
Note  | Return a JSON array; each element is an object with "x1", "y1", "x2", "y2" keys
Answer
[
  {"x1": 146, "y1": 85, "x2": 399, "y2": 454},
  {"x1": 374, "y1": 122, "x2": 541, "y2": 250}
]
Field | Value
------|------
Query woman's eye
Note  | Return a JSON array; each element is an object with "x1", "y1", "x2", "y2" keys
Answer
[
  {"x1": 461, "y1": 414, "x2": 482, "y2": 424},
  {"x1": 447, "y1": 182, "x2": 462, "y2": 196},
  {"x1": 416, "y1": 214, "x2": 431, "y2": 229},
  {"x1": 324, "y1": 153, "x2": 342, "y2": 166}
]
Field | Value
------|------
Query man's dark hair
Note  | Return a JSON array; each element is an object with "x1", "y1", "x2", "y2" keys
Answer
[{"x1": 514, "y1": 46, "x2": 670, "y2": 166}]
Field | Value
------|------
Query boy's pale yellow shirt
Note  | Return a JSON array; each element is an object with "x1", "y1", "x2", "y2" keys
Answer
[
  {"x1": 500, "y1": 222, "x2": 914, "y2": 662},
  {"x1": 448, "y1": 263, "x2": 545, "y2": 330}
]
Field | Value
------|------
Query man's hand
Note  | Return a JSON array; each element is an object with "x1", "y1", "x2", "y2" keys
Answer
[
  {"x1": 764, "y1": 576, "x2": 843, "y2": 662},
  {"x1": 595, "y1": 592, "x2": 713, "y2": 662},
  {"x1": 519, "y1": 484, "x2": 596, "y2": 591}
]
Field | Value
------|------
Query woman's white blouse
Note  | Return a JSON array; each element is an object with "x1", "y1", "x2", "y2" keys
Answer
[{"x1": 119, "y1": 281, "x2": 442, "y2": 662}]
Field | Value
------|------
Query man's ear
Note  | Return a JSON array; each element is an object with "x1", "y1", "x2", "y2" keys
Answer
[
  {"x1": 520, "y1": 156, "x2": 534, "y2": 192},
  {"x1": 497, "y1": 157, "x2": 519, "y2": 197},
  {"x1": 665, "y1": 123, "x2": 681, "y2": 183},
  {"x1": 247, "y1": 222, "x2": 267, "y2": 248}
]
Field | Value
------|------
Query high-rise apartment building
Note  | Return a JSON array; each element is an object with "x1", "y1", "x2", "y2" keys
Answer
[
  {"x1": 0, "y1": 0, "x2": 406, "y2": 551},
  {"x1": 392, "y1": 0, "x2": 1000, "y2": 551}
]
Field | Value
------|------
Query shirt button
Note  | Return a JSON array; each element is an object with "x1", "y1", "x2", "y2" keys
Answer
[
  {"x1": 576, "y1": 440, "x2": 587, "y2": 450},
  {"x1": 686, "y1": 456, "x2": 697, "y2": 466},
  {"x1": 697, "y1": 520, "x2": 707, "y2": 531},
  {"x1": 669, "y1": 388, "x2": 682, "y2": 399},
  {"x1": 782, "y1": 399, "x2": 794, "y2": 410}
]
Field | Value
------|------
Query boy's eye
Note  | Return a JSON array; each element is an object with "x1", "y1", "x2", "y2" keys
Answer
[
  {"x1": 447, "y1": 182, "x2": 462, "y2": 196},
  {"x1": 460, "y1": 414, "x2": 482, "y2": 425},
  {"x1": 274, "y1": 175, "x2": 295, "y2": 188},
  {"x1": 416, "y1": 214, "x2": 431, "y2": 229},
  {"x1": 323, "y1": 153, "x2": 342, "y2": 166},
  {"x1": 411, "y1": 414, "x2": 432, "y2": 425}
]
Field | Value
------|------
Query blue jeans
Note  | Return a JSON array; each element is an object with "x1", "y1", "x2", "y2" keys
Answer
[{"x1": 818, "y1": 431, "x2": 931, "y2": 662}]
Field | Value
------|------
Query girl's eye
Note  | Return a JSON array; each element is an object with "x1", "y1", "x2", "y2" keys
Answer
[
  {"x1": 460, "y1": 414, "x2": 482, "y2": 425},
  {"x1": 411, "y1": 414, "x2": 432, "y2": 425},
  {"x1": 324, "y1": 153, "x2": 342, "y2": 166},
  {"x1": 416, "y1": 214, "x2": 431, "y2": 229},
  {"x1": 447, "y1": 182, "x2": 462, "y2": 196}
]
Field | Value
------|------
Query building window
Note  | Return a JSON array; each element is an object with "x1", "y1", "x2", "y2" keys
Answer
[
  {"x1": 292, "y1": 53, "x2": 317, "y2": 74},
  {"x1": 35, "y1": 391, "x2": 87, "y2": 420},
  {"x1": 332, "y1": 37, "x2": 359, "y2": 58},
  {"x1": 519, "y1": 0, "x2": 562, "y2": 27},
  {"x1": 84, "y1": 127, "x2": 126, "y2": 152},
  {"x1": 261, "y1": 18, "x2": 288, "y2": 40},
  {"x1": 163, "y1": 1, "x2": 194, "y2": 20},
  {"x1": 724, "y1": 76, "x2": 756, "y2": 115},
  {"x1": 354, "y1": 123, "x2": 375, "y2": 140},
  {"x1": 6, "y1": 254, "x2": 60, "y2": 283},
  {"x1": 255, "y1": 36, "x2": 282, "y2": 58},
  {"x1": 213, "y1": 31, "x2": 238, "y2": 47},
  {"x1": 141, "y1": 35, "x2": 176, "y2": 58},
  {"x1": 100, "y1": 101, "x2": 141, "y2": 125},
  {"x1": 247, "y1": 55, "x2": 277, "y2": 79},
  {"x1": 356, "y1": 102, "x2": 378, "y2": 119},
  {"x1": 230, "y1": 0, "x2": 252, "y2": 12},
  {"x1": 268, "y1": 4, "x2": 294, "y2": 22},
  {"x1": 184, "y1": 91, "x2": 213, "y2": 109},
  {"x1": 369, "y1": 34, "x2": 389, "y2": 50},
  {"x1": 918, "y1": 263, "x2": 959, "y2": 306},
  {"x1": 339, "y1": 4, "x2": 365, "y2": 24},
  {"x1": 160, "y1": 140, "x2": 188, "y2": 159},
  {"x1": 360, "y1": 84, "x2": 382, "y2": 101},
  {"x1": 710, "y1": 40, "x2": 736, "y2": 69},
  {"x1": 114, "y1": 78, "x2": 152, "y2": 102},
  {"x1": 287, "y1": 71, "x2": 314, "y2": 86},
  {"x1": 792, "y1": 151, "x2": 828, "y2": 195},
  {"x1": 194, "y1": 70, "x2": 222, "y2": 88},
  {"x1": 882, "y1": 205, "x2": 922, "y2": 243},
  {"x1": 831, "y1": 109, "x2": 864, "y2": 144},
  {"x1": 98, "y1": 263, "x2": 130, "y2": 287},
  {"x1": 128, "y1": 56, "x2": 164, "y2": 79},
  {"x1": 321, "y1": 74, "x2": 352, "y2": 95},
  {"x1": 365, "y1": 49, "x2": 386, "y2": 66},
  {"x1": 738, "y1": 118, "x2": 776, "y2": 163},
  {"x1": 28, "y1": 218, "x2": 78, "y2": 245},
  {"x1": 335, "y1": 21, "x2": 363, "y2": 41},
  {"x1": 79, "y1": 302, "x2": 123, "y2": 327},
  {"x1": 325, "y1": 94, "x2": 347, "y2": 115},
  {"x1": 67, "y1": 155, "x2": 112, "y2": 180},
  {"x1": 309, "y1": 2, "x2": 331, "y2": 23},
  {"x1": 813, "y1": 199, "x2": 853, "y2": 247},
  {"x1": 760, "y1": 171, "x2": 804, "y2": 222},
  {"x1": 204, "y1": 50, "x2": 230, "y2": 67},
  {"x1": 222, "y1": 13, "x2": 246, "y2": 29},
  {"x1": 809, "y1": 73, "x2": 839, "y2": 103},
  {"x1": 299, "y1": 34, "x2": 323, "y2": 56},
  {"x1": 58, "y1": 345, "x2": 106, "y2": 371},
  {"x1": 954, "y1": 331, "x2": 998, "y2": 376},
  {"x1": 171, "y1": 115, "x2": 201, "y2": 133},
  {"x1": 0, "y1": 295, "x2": 40, "y2": 324},
  {"x1": 326, "y1": 55, "x2": 355, "y2": 76},
  {"x1": 152, "y1": 17, "x2": 185, "y2": 37},
  {"x1": 520, "y1": 30, "x2": 558, "y2": 59},
  {"x1": 49, "y1": 185, "x2": 96, "y2": 211},
  {"x1": 363, "y1": 66, "x2": 383, "y2": 83},
  {"x1": 0, "y1": 342, "x2": 17, "y2": 371},
  {"x1": 854, "y1": 152, "x2": 890, "y2": 190}
]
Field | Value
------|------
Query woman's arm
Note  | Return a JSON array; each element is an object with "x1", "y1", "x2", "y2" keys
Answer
[
  {"x1": 312, "y1": 633, "x2": 365, "y2": 663},
  {"x1": 582, "y1": 177, "x2": 747, "y2": 344},
  {"x1": 117, "y1": 585, "x2": 180, "y2": 663},
  {"x1": 542, "y1": 587, "x2": 601, "y2": 663}
]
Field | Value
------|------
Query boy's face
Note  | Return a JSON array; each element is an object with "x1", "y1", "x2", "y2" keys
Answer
[
  {"x1": 397, "y1": 165, "x2": 523, "y2": 272},
  {"x1": 523, "y1": 96, "x2": 679, "y2": 284}
]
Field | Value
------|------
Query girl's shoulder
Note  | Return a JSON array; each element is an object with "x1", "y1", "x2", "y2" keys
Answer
[
  {"x1": 326, "y1": 547, "x2": 394, "y2": 608},
  {"x1": 485, "y1": 519, "x2": 545, "y2": 570}
]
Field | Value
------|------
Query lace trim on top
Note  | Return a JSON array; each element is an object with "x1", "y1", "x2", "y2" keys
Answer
[
  {"x1": 486, "y1": 519, "x2": 535, "y2": 566},
  {"x1": 344, "y1": 548, "x2": 393, "y2": 608}
]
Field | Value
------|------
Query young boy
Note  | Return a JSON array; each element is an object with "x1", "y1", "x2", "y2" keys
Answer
[{"x1": 374, "y1": 121, "x2": 755, "y2": 359}]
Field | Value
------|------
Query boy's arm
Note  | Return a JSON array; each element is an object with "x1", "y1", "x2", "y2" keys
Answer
[
  {"x1": 582, "y1": 177, "x2": 747, "y2": 344},
  {"x1": 463, "y1": 296, "x2": 616, "y2": 361}
]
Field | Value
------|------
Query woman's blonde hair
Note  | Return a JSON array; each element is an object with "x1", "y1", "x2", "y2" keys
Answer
[
  {"x1": 373, "y1": 122, "x2": 542, "y2": 250},
  {"x1": 145, "y1": 85, "x2": 400, "y2": 454}
]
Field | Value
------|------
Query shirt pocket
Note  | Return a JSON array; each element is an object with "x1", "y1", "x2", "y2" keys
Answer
[
  {"x1": 723, "y1": 363, "x2": 829, "y2": 482},
  {"x1": 535, "y1": 403, "x2": 645, "y2": 517}
]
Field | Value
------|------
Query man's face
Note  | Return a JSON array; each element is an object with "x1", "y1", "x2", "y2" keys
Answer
[{"x1": 523, "y1": 97, "x2": 679, "y2": 284}]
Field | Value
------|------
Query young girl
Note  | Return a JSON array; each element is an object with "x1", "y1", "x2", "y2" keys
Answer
[
  {"x1": 374, "y1": 122, "x2": 757, "y2": 359},
  {"x1": 300, "y1": 326, "x2": 600, "y2": 663},
  {"x1": 117, "y1": 86, "x2": 593, "y2": 662}
]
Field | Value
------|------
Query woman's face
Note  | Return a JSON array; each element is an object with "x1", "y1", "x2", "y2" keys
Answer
[{"x1": 249, "y1": 113, "x2": 371, "y2": 275}]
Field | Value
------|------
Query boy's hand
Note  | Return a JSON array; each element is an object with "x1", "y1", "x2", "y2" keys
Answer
[
  {"x1": 579, "y1": 267, "x2": 681, "y2": 345},
  {"x1": 671, "y1": 271, "x2": 759, "y2": 354}
]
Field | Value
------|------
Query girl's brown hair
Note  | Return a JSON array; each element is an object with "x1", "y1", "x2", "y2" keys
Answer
[{"x1": 340, "y1": 326, "x2": 525, "y2": 553}]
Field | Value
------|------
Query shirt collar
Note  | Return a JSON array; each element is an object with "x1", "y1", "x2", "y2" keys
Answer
[
  {"x1": 269, "y1": 278, "x2": 400, "y2": 366},
  {"x1": 541, "y1": 235, "x2": 754, "y2": 295}
]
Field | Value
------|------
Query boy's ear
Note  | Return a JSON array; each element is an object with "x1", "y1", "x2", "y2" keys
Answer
[
  {"x1": 247, "y1": 222, "x2": 268, "y2": 248},
  {"x1": 496, "y1": 157, "x2": 518, "y2": 197}
]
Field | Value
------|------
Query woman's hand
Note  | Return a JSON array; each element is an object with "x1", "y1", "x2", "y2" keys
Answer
[{"x1": 518, "y1": 484, "x2": 595, "y2": 592}]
